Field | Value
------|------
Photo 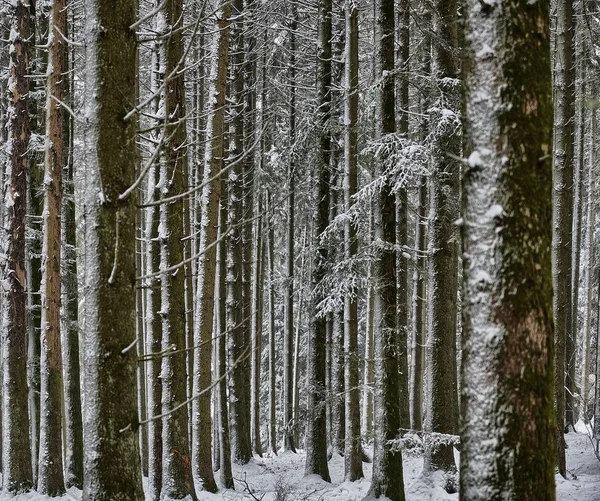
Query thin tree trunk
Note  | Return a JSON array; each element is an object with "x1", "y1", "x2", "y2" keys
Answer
[
  {"x1": 251, "y1": 196, "x2": 264, "y2": 456},
  {"x1": 343, "y1": 0, "x2": 363, "y2": 480},
  {"x1": 218, "y1": 181, "x2": 234, "y2": 488},
  {"x1": 367, "y1": 0, "x2": 406, "y2": 498},
  {"x1": 283, "y1": 3, "x2": 297, "y2": 451},
  {"x1": 191, "y1": 0, "x2": 230, "y2": 490},
  {"x1": 553, "y1": 0, "x2": 575, "y2": 477},
  {"x1": 267, "y1": 195, "x2": 278, "y2": 455},
  {"x1": 37, "y1": 0, "x2": 67, "y2": 493}
]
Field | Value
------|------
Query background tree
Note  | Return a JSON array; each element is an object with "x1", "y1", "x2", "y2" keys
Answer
[
  {"x1": 367, "y1": 0, "x2": 406, "y2": 498},
  {"x1": 552, "y1": 0, "x2": 575, "y2": 476},
  {"x1": 37, "y1": 0, "x2": 67, "y2": 493}
]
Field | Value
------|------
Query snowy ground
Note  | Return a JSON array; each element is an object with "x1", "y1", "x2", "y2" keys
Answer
[{"x1": 1, "y1": 426, "x2": 598, "y2": 500}]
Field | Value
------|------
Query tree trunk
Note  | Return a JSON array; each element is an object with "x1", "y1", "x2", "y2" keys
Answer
[
  {"x1": 367, "y1": 0, "x2": 406, "y2": 498},
  {"x1": 283, "y1": 3, "x2": 297, "y2": 452},
  {"x1": 267, "y1": 195, "x2": 278, "y2": 455},
  {"x1": 191, "y1": 0, "x2": 229, "y2": 490},
  {"x1": 80, "y1": 0, "x2": 144, "y2": 494},
  {"x1": 61, "y1": 116, "x2": 84, "y2": 490},
  {"x1": 155, "y1": 1, "x2": 197, "y2": 498},
  {"x1": 461, "y1": 0, "x2": 555, "y2": 498},
  {"x1": 37, "y1": 0, "x2": 67, "y2": 493},
  {"x1": 552, "y1": 0, "x2": 575, "y2": 475},
  {"x1": 217, "y1": 179, "x2": 234, "y2": 488},
  {"x1": 343, "y1": 0, "x2": 363, "y2": 481},
  {"x1": 2, "y1": 0, "x2": 34, "y2": 493},
  {"x1": 424, "y1": 0, "x2": 460, "y2": 479},
  {"x1": 305, "y1": 0, "x2": 332, "y2": 482}
]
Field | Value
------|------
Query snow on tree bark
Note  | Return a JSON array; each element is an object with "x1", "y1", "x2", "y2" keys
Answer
[
  {"x1": 2, "y1": 0, "x2": 34, "y2": 493},
  {"x1": 157, "y1": 0, "x2": 197, "y2": 495},
  {"x1": 461, "y1": 0, "x2": 555, "y2": 498},
  {"x1": 80, "y1": 0, "x2": 144, "y2": 496}
]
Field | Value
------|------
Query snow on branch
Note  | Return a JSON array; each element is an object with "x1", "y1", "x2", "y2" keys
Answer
[
  {"x1": 388, "y1": 430, "x2": 461, "y2": 457},
  {"x1": 362, "y1": 134, "x2": 430, "y2": 191}
]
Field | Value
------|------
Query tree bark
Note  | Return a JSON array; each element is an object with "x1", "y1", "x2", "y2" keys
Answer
[
  {"x1": 461, "y1": 0, "x2": 556, "y2": 498},
  {"x1": 552, "y1": 0, "x2": 575, "y2": 475},
  {"x1": 305, "y1": 0, "x2": 332, "y2": 482},
  {"x1": 2, "y1": 0, "x2": 34, "y2": 493},
  {"x1": 191, "y1": 0, "x2": 229, "y2": 490},
  {"x1": 80, "y1": 0, "x2": 144, "y2": 494},
  {"x1": 366, "y1": 0, "x2": 406, "y2": 499},
  {"x1": 343, "y1": 0, "x2": 363, "y2": 481},
  {"x1": 424, "y1": 0, "x2": 460, "y2": 479},
  {"x1": 37, "y1": 0, "x2": 67, "y2": 493}
]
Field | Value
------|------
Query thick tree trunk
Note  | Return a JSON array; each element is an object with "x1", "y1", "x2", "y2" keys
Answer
[
  {"x1": 461, "y1": 1, "x2": 555, "y2": 498},
  {"x1": 2, "y1": 0, "x2": 34, "y2": 493},
  {"x1": 81, "y1": 0, "x2": 144, "y2": 494}
]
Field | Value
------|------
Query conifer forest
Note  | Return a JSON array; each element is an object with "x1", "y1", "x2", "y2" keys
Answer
[{"x1": 1, "y1": 0, "x2": 600, "y2": 499}]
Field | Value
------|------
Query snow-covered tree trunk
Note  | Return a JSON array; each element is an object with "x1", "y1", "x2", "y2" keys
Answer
[
  {"x1": 581, "y1": 103, "x2": 597, "y2": 424},
  {"x1": 2, "y1": 0, "x2": 34, "y2": 493},
  {"x1": 37, "y1": 0, "x2": 67, "y2": 493},
  {"x1": 553, "y1": 0, "x2": 576, "y2": 477},
  {"x1": 251, "y1": 200, "x2": 264, "y2": 457},
  {"x1": 61, "y1": 125, "x2": 83, "y2": 489},
  {"x1": 191, "y1": 1, "x2": 229, "y2": 491},
  {"x1": 267, "y1": 196, "x2": 278, "y2": 455},
  {"x1": 217, "y1": 187, "x2": 234, "y2": 488},
  {"x1": 227, "y1": 0, "x2": 253, "y2": 465},
  {"x1": 362, "y1": 261, "x2": 375, "y2": 438},
  {"x1": 461, "y1": 0, "x2": 555, "y2": 498},
  {"x1": 81, "y1": 0, "x2": 144, "y2": 494},
  {"x1": 143, "y1": 28, "x2": 163, "y2": 501},
  {"x1": 157, "y1": 0, "x2": 197, "y2": 496}
]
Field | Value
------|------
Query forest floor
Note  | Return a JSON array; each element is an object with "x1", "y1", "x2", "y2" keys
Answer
[{"x1": 1, "y1": 423, "x2": 598, "y2": 500}]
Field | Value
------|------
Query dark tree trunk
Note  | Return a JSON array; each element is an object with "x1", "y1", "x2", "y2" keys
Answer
[
  {"x1": 2, "y1": 0, "x2": 34, "y2": 492},
  {"x1": 461, "y1": 0, "x2": 556, "y2": 498}
]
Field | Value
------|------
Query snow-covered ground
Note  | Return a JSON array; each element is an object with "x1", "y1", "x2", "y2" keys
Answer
[{"x1": 1, "y1": 426, "x2": 598, "y2": 500}]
